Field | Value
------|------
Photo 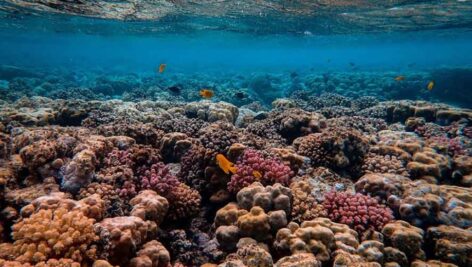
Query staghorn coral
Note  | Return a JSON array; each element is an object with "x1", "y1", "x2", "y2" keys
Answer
[
  {"x1": 228, "y1": 149, "x2": 294, "y2": 193},
  {"x1": 11, "y1": 208, "x2": 98, "y2": 264},
  {"x1": 323, "y1": 191, "x2": 394, "y2": 234}
]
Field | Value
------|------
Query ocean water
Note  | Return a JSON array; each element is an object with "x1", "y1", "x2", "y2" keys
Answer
[{"x1": 0, "y1": 1, "x2": 472, "y2": 267}]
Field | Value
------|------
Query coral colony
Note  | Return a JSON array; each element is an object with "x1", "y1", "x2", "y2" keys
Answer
[{"x1": 0, "y1": 68, "x2": 470, "y2": 267}]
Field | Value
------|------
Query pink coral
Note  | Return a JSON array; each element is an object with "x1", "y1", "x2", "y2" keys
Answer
[
  {"x1": 228, "y1": 149, "x2": 294, "y2": 193},
  {"x1": 139, "y1": 162, "x2": 180, "y2": 197},
  {"x1": 323, "y1": 191, "x2": 394, "y2": 233}
]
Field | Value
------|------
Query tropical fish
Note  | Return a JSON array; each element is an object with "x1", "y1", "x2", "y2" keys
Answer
[
  {"x1": 234, "y1": 92, "x2": 246, "y2": 99},
  {"x1": 253, "y1": 170, "x2": 263, "y2": 180},
  {"x1": 427, "y1": 81, "x2": 435, "y2": 91},
  {"x1": 158, "y1": 64, "x2": 166, "y2": 73},
  {"x1": 167, "y1": 85, "x2": 181, "y2": 94},
  {"x1": 200, "y1": 89, "x2": 214, "y2": 99},
  {"x1": 216, "y1": 154, "x2": 237, "y2": 174},
  {"x1": 395, "y1": 76, "x2": 405, "y2": 81}
]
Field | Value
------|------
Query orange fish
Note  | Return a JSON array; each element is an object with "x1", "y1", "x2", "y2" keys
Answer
[
  {"x1": 216, "y1": 154, "x2": 237, "y2": 174},
  {"x1": 200, "y1": 89, "x2": 214, "y2": 99},
  {"x1": 158, "y1": 64, "x2": 166, "y2": 73},
  {"x1": 395, "y1": 75, "x2": 405, "y2": 81},
  {"x1": 427, "y1": 80, "x2": 435, "y2": 91},
  {"x1": 253, "y1": 170, "x2": 263, "y2": 180}
]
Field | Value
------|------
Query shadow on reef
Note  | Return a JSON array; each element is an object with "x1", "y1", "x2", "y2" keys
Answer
[
  {"x1": 1, "y1": 65, "x2": 472, "y2": 108},
  {"x1": 0, "y1": 92, "x2": 471, "y2": 266}
]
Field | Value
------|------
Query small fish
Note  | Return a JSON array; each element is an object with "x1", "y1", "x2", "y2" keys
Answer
[
  {"x1": 395, "y1": 76, "x2": 405, "y2": 81},
  {"x1": 349, "y1": 62, "x2": 356, "y2": 67},
  {"x1": 158, "y1": 64, "x2": 166, "y2": 73},
  {"x1": 167, "y1": 85, "x2": 181, "y2": 94},
  {"x1": 427, "y1": 80, "x2": 435, "y2": 91},
  {"x1": 290, "y1": 72, "x2": 298, "y2": 79},
  {"x1": 407, "y1": 62, "x2": 416, "y2": 68},
  {"x1": 253, "y1": 170, "x2": 263, "y2": 180},
  {"x1": 200, "y1": 89, "x2": 214, "y2": 99},
  {"x1": 234, "y1": 92, "x2": 246, "y2": 99},
  {"x1": 216, "y1": 154, "x2": 237, "y2": 174}
]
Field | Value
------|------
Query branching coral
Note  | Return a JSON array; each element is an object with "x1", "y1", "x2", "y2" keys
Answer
[
  {"x1": 228, "y1": 149, "x2": 294, "y2": 193},
  {"x1": 323, "y1": 191, "x2": 394, "y2": 234}
]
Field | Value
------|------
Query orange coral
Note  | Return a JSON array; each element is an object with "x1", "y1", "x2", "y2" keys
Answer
[{"x1": 11, "y1": 208, "x2": 98, "y2": 264}]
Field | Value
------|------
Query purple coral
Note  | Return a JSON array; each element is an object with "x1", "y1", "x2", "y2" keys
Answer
[
  {"x1": 139, "y1": 162, "x2": 180, "y2": 197},
  {"x1": 228, "y1": 149, "x2": 294, "y2": 193},
  {"x1": 323, "y1": 191, "x2": 394, "y2": 234}
]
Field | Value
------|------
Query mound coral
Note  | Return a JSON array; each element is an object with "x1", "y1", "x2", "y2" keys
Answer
[
  {"x1": 228, "y1": 149, "x2": 294, "y2": 193},
  {"x1": 130, "y1": 190, "x2": 169, "y2": 225},
  {"x1": 323, "y1": 191, "x2": 394, "y2": 233},
  {"x1": 95, "y1": 216, "x2": 157, "y2": 266},
  {"x1": 293, "y1": 127, "x2": 369, "y2": 177},
  {"x1": 274, "y1": 217, "x2": 359, "y2": 263},
  {"x1": 11, "y1": 208, "x2": 98, "y2": 264}
]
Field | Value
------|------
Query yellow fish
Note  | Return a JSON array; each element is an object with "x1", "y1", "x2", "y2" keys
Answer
[
  {"x1": 253, "y1": 170, "x2": 263, "y2": 180},
  {"x1": 216, "y1": 154, "x2": 237, "y2": 174},
  {"x1": 158, "y1": 64, "x2": 166, "y2": 73},
  {"x1": 427, "y1": 80, "x2": 434, "y2": 91},
  {"x1": 200, "y1": 89, "x2": 214, "y2": 99},
  {"x1": 395, "y1": 75, "x2": 405, "y2": 81}
]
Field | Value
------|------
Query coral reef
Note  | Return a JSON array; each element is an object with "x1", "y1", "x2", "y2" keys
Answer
[{"x1": 0, "y1": 88, "x2": 471, "y2": 267}]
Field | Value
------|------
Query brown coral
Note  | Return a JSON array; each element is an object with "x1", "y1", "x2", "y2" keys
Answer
[
  {"x1": 95, "y1": 216, "x2": 157, "y2": 265},
  {"x1": 130, "y1": 190, "x2": 169, "y2": 225},
  {"x1": 129, "y1": 240, "x2": 171, "y2": 267}
]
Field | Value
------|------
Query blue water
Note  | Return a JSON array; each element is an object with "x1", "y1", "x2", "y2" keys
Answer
[
  {"x1": 0, "y1": 1, "x2": 471, "y2": 106},
  {"x1": 1, "y1": 28, "x2": 471, "y2": 74}
]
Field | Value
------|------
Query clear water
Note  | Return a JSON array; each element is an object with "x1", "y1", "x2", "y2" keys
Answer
[{"x1": 0, "y1": 1, "x2": 471, "y2": 104}]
